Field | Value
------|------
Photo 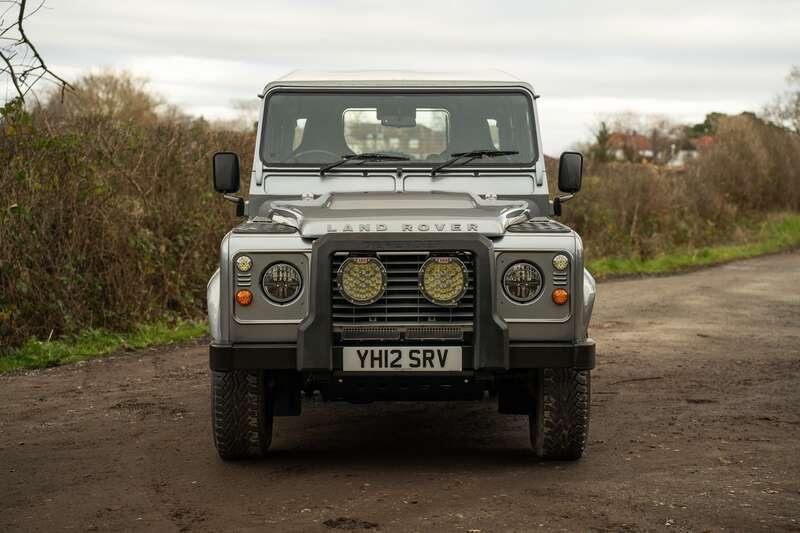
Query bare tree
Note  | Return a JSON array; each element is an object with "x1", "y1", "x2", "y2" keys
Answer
[
  {"x1": 1, "y1": 0, "x2": 71, "y2": 102},
  {"x1": 764, "y1": 66, "x2": 800, "y2": 133}
]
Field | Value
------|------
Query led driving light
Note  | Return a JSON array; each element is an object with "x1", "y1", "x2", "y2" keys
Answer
[
  {"x1": 552, "y1": 288, "x2": 569, "y2": 305},
  {"x1": 552, "y1": 254, "x2": 569, "y2": 271},
  {"x1": 338, "y1": 257, "x2": 387, "y2": 305},
  {"x1": 419, "y1": 256, "x2": 468, "y2": 306},
  {"x1": 262, "y1": 262, "x2": 302, "y2": 303},
  {"x1": 235, "y1": 255, "x2": 253, "y2": 272},
  {"x1": 235, "y1": 289, "x2": 253, "y2": 306},
  {"x1": 503, "y1": 261, "x2": 543, "y2": 303}
]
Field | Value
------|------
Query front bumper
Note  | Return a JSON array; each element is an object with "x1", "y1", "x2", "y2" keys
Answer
[
  {"x1": 211, "y1": 233, "x2": 596, "y2": 374},
  {"x1": 209, "y1": 339, "x2": 595, "y2": 372}
]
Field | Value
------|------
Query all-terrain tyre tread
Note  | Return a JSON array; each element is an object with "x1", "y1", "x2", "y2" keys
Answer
[
  {"x1": 530, "y1": 368, "x2": 590, "y2": 460},
  {"x1": 211, "y1": 370, "x2": 273, "y2": 460}
]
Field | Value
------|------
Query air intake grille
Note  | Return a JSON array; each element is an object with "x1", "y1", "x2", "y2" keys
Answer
[{"x1": 332, "y1": 252, "x2": 475, "y2": 326}]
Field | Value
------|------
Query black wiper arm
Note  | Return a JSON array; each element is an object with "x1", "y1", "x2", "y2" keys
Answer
[
  {"x1": 431, "y1": 149, "x2": 519, "y2": 176},
  {"x1": 320, "y1": 153, "x2": 410, "y2": 175}
]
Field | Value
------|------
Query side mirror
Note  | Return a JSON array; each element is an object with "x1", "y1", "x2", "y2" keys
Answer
[
  {"x1": 558, "y1": 151, "x2": 583, "y2": 194},
  {"x1": 213, "y1": 152, "x2": 240, "y2": 193}
]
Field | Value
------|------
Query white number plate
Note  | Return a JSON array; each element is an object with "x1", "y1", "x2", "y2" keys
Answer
[{"x1": 342, "y1": 346, "x2": 463, "y2": 372}]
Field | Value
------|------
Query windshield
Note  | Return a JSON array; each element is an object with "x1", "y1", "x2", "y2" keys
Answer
[{"x1": 260, "y1": 91, "x2": 536, "y2": 167}]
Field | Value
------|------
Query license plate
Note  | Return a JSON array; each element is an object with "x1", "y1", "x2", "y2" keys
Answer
[{"x1": 342, "y1": 346, "x2": 463, "y2": 372}]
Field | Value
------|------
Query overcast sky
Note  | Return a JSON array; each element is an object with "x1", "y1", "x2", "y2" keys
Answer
[{"x1": 22, "y1": 0, "x2": 800, "y2": 153}]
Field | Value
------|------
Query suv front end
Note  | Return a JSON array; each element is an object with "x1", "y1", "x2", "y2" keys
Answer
[{"x1": 207, "y1": 71, "x2": 596, "y2": 460}]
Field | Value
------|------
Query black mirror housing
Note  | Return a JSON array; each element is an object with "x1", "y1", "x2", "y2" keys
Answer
[
  {"x1": 213, "y1": 152, "x2": 240, "y2": 193},
  {"x1": 558, "y1": 151, "x2": 583, "y2": 194}
]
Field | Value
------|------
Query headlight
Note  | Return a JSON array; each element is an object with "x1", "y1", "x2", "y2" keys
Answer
[
  {"x1": 503, "y1": 261, "x2": 543, "y2": 303},
  {"x1": 262, "y1": 262, "x2": 302, "y2": 303},
  {"x1": 419, "y1": 256, "x2": 468, "y2": 306},
  {"x1": 338, "y1": 257, "x2": 386, "y2": 305}
]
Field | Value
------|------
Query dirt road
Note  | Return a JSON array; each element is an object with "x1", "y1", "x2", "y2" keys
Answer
[{"x1": 2, "y1": 253, "x2": 799, "y2": 532}]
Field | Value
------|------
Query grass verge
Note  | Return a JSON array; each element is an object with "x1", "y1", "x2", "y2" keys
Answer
[
  {"x1": 2, "y1": 214, "x2": 799, "y2": 375},
  {"x1": 588, "y1": 213, "x2": 800, "y2": 278},
  {"x1": 0, "y1": 319, "x2": 206, "y2": 374}
]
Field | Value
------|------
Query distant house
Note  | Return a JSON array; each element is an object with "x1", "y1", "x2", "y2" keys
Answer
[
  {"x1": 607, "y1": 132, "x2": 653, "y2": 161},
  {"x1": 667, "y1": 149, "x2": 698, "y2": 168},
  {"x1": 691, "y1": 135, "x2": 715, "y2": 151},
  {"x1": 667, "y1": 135, "x2": 715, "y2": 168}
]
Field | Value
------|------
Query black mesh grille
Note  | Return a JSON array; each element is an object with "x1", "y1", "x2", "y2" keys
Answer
[
  {"x1": 332, "y1": 252, "x2": 475, "y2": 325},
  {"x1": 507, "y1": 220, "x2": 571, "y2": 233}
]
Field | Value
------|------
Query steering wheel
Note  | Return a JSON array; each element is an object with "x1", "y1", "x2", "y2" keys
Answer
[{"x1": 289, "y1": 149, "x2": 341, "y2": 163}]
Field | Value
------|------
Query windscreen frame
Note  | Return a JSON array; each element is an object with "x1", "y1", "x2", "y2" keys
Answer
[{"x1": 258, "y1": 87, "x2": 539, "y2": 169}]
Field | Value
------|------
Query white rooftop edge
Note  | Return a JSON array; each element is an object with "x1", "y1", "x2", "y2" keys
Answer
[{"x1": 265, "y1": 69, "x2": 534, "y2": 91}]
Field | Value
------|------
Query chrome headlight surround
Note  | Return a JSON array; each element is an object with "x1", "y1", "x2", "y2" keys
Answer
[
  {"x1": 418, "y1": 256, "x2": 468, "y2": 306},
  {"x1": 337, "y1": 256, "x2": 387, "y2": 305},
  {"x1": 261, "y1": 262, "x2": 303, "y2": 304},
  {"x1": 502, "y1": 261, "x2": 544, "y2": 303}
]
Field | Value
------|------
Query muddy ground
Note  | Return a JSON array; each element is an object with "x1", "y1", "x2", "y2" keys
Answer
[{"x1": 1, "y1": 252, "x2": 799, "y2": 532}]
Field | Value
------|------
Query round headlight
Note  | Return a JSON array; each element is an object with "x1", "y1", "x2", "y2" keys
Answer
[
  {"x1": 503, "y1": 261, "x2": 543, "y2": 303},
  {"x1": 419, "y1": 256, "x2": 468, "y2": 306},
  {"x1": 338, "y1": 257, "x2": 387, "y2": 305},
  {"x1": 262, "y1": 262, "x2": 302, "y2": 303},
  {"x1": 552, "y1": 254, "x2": 569, "y2": 271},
  {"x1": 235, "y1": 255, "x2": 253, "y2": 272}
]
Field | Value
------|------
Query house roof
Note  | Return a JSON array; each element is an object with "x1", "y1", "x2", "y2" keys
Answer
[
  {"x1": 691, "y1": 135, "x2": 715, "y2": 151},
  {"x1": 264, "y1": 69, "x2": 534, "y2": 91},
  {"x1": 608, "y1": 132, "x2": 652, "y2": 152}
]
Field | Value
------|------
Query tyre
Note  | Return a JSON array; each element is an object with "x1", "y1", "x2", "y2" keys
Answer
[
  {"x1": 529, "y1": 368, "x2": 590, "y2": 460},
  {"x1": 211, "y1": 370, "x2": 273, "y2": 460}
]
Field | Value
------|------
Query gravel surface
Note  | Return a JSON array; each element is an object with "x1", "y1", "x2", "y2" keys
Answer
[{"x1": 1, "y1": 252, "x2": 799, "y2": 532}]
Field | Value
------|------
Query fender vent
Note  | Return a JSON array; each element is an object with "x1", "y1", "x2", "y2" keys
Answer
[
  {"x1": 507, "y1": 220, "x2": 571, "y2": 233},
  {"x1": 553, "y1": 271, "x2": 569, "y2": 287}
]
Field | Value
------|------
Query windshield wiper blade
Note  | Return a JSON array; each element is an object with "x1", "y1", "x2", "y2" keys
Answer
[
  {"x1": 431, "y1": 149, "x2": 519, "y2": 176},
  {"x1": 320, "y1": 152, "x2": 410, "y2": 175}
]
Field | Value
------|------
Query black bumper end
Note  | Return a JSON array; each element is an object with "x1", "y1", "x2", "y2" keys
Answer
[
  {"x1": 209, "y1": 339, "x2": 595, "y2": 372},
  {"x1": 210, "y1": 343, "x2": 297, "y2": 371},
  {"x1": 508, "y1": 339, "x2": 595, "y2": 370}
]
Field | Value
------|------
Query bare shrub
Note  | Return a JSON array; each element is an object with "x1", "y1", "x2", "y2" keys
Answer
[
  {"x1": 1, "y1": 75, "x2": 254, "y2": 348},
  {"x1": 549, "y1": 113, "x2": 799, "y2": 261}
]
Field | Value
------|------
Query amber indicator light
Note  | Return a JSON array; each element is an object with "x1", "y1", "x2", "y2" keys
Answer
[
  {"x1": 552, "y1": 288, "x2": 569, "y2": 305},
  {"x1": 235, "y1": 289, "x2": 253, "y2": 306}
]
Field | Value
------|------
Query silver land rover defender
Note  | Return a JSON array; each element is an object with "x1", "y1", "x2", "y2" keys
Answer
[{"x1": 207, "y1": 70, "x2": 596, "y2": 460}]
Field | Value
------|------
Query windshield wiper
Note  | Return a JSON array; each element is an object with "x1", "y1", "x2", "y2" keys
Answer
[
  {"x1": 431, "y1": 149, "x2": 519, "y2": 176},
  {"x1": 320, "y1": 153, "x2": 410, "y2": 175}
]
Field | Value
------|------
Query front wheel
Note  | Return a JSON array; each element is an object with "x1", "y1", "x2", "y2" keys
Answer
[
  {"x1": 529, "y1": 368, "x2": 590, "y2": 460},
  {"x1": 211, "y1": 370, "x2": 273, "y2": 460}
]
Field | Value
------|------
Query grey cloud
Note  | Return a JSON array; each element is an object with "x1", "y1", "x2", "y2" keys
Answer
[{"x1": 22, "y1": 0, "x2": 800, "y2": 152}]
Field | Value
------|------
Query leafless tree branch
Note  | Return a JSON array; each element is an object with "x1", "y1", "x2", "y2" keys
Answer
[{"x1": 0, "y1": 0, "x2": 71, "y2": 102}]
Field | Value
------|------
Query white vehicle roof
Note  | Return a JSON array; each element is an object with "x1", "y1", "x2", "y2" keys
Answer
[{"x1": 265, "y1": 69, "x2": 534, "y2": 91}]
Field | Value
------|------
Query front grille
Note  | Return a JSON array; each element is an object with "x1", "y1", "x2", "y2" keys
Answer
[{"x1": 332, "y1": 251, "x2": 475, "y2": 326}]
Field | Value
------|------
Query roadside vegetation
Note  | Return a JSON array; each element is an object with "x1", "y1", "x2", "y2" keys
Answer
[
  {"x1": 1, "y1": 68, "x2": 799, "y2": 371},
  {"x1": 0, "y1": 319, "x2": 205, "y2": 374},
  {"x1": 587, "y1": 213, "x2": 800, "y2": 278}
]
